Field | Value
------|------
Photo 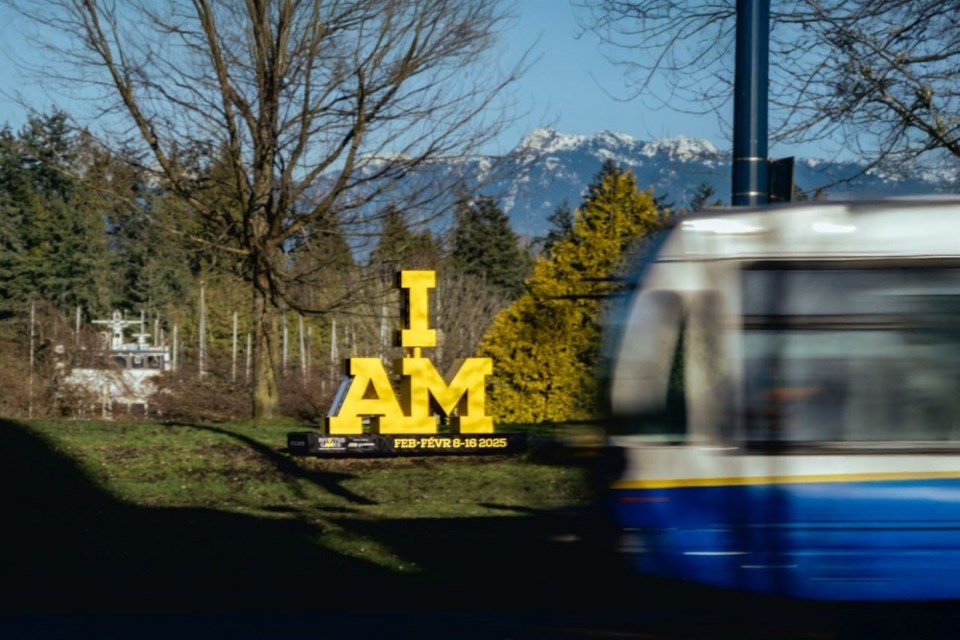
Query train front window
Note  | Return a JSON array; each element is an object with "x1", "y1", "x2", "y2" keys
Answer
[{"x1": 742, "y1": 264, "x2": 960, "y2": 444}]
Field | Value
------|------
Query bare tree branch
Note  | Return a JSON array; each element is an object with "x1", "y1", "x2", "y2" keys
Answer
[
  {"x1": 6, "y1": 0, "x2": 526, "y2": 418},
  {"x1": 577, "y1": 0, "x2": 960, "y2": 174}
]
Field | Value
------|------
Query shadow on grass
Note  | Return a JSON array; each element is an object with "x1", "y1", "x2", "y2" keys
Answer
[
  {"x1": 1, "y1": 418, "x2": 899, "y2": 639},
  {"x1": 0, "y1": 418, "x2": 641, "y2": 618},
  {"x1": 0, "y1": 419, "x2": 391, "y2": 615},
  {"x1": 165, "y1": 421, "x2": 377, "y2": 506}
]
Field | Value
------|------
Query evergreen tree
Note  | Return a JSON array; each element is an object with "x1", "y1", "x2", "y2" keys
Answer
[
  {"x1": 369, "y1": 204, "x2": 442, "y2": 280},
  {"x1": 0, "y1": 127, "x2": 30, "y2": 317},
  {"x1": 479, "y1": 162, "x2": 666, "y2": 423},
  {"x1": 688, "y1": 181, "x2": 723, "y2": 213},
  {"x1": 542, "y1": 199, "x2": 573, "y2": 257},
  {"x1": 101, "y1": 145, "x2": 200, "y2": 317},
  {"x1": 369, "y1": 205, "x2": 414, "y2": 281},
  {"x1": 0, "y1": 194, "x2": 24, "y2": 318},
  {"x1": 287, "y1": 209, "x2": 357, "y2": 311},
  {"x1": 450, "y1": 196, "x2": 529, "y2": 300},
  {"x1": 19, "y1": 109, "x2": 76, "y2": 201},
  {"x1": 0, "y1": 112, "x2": 113, "y2": 315},
  {"x1": 12, "y1": 0, "x2": 520, "y2": 422}
]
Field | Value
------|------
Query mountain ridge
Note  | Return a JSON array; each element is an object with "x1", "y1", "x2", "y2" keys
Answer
[
  {"x1": 475, "y1": 127, "x2": 957, "y2": 240},
  {"x1": 345, "y1": 128, "x2": 958, "y2": 246}
]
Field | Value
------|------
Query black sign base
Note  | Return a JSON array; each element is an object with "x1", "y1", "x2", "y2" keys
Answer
[{"x1": 287, "y1": 432, "x2": 526, "y2": 457}]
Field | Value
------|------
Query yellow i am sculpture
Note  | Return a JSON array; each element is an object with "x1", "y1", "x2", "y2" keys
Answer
[{"x1": 325, "y1": 270, "x2": 493, "y2": 435}]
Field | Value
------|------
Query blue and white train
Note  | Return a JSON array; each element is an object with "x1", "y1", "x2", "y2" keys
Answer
[{"x1": 601, "y1": 198, "x2": 960, "y2": 601}]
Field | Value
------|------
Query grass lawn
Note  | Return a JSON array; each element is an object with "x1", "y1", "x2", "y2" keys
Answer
[
  {"x1": 0, "y1": 418, "x2": 620, "y2": 615},
  {"x1": 0, "y1": 419, "x2": 866, "y2": 640},
  {"x1": 36, "y1": 419, "x2": 592, "y2": 519}
]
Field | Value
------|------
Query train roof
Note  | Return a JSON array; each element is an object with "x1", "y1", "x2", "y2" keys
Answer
[{"x1": 662, "y1": 197, "x2": 960, "y2": 261}]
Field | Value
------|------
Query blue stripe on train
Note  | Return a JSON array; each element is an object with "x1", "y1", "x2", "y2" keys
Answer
[{"x1": 612, "y1": 477, "x2": 960, "y2": 601}]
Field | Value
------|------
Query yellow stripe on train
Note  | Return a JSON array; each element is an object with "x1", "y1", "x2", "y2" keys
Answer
[{"x1": 612, "y1": 470, "x2": 960, "y2": 490}]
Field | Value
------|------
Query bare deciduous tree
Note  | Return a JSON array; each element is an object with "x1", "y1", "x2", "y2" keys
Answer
[
  {"x1": 577, "y1": 0, "x2": 960, "y2": 173},
  {"x1": 9, "y1": 0, "x2": 523, "y2": 420}
]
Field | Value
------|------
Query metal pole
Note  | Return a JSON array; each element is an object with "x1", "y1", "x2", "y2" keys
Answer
[
  {"x1": 299, "y1": 314, "x2": 307, "y2": 387},
  {"x1": 232, "y1": 310, "x2": 238, "y2": 383},
  {"x1": 282, "y1": 311, "x2": 289, "y2": 377},
  {"x1": 330, "y1": 317, "x2": 338, "y2": 382},
  {"x1": 732, "y1": 0, "x2": 770, "y2": 206},
  {"x1": 380, "y1": 303, "x2": 387, "y2": 363},
  {"x1": 330, "y1": 318, "x2": 337, "y2": 362},
  {"x1": 246, "y1": 332, "x2": 252, "y2": 382},
  {"x1": 198, "y1": 282, "x2": 207, "y2": 379},
  {"x1": 29, "y1": 301, "x2": 35, "y2": 419}
]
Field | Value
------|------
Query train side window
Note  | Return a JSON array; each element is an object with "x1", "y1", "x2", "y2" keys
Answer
[
  {"x1": 742, "y1": 265, "x2": 960, "y2": 446},
  {"x1": 685, "y1": 290, "x2": 736, "y2": 443},
  {"x1": 608, "y1": 289, "x2": 687, "y2": 440},
  {"x1": 661, "y1": 318, "x2": 687, "y2": 438}
]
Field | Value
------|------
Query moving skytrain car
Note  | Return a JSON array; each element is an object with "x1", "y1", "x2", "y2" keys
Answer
[{"x1": 601, "y1": 198, "x2": 960, "y2": 601}]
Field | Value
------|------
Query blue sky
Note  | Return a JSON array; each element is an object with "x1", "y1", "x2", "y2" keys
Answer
[
  {"x1": 0, "y1": 1, "x2": 817, "y2": 159},
  {"x1": 499, "y1": 1, "x2": 846, "y2": 161},
  {"x1": 496, "y1": 0, "x2": 729, "y2": 152}
]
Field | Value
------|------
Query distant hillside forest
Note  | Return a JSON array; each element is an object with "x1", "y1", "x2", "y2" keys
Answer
[
  {"x1": 0, "y1": 111, "x2": 539, "y2": 421},
  {"x1": 1, "y1": 111, "x2": 667, "y2": 424},
  {"x1": 0, "y1": 111, "x2": 537, "y2": 421}
]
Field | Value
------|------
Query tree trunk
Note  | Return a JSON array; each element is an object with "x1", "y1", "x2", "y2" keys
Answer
[{"x1": 251, "y1": 284, "x2": 280, "y2": 422}]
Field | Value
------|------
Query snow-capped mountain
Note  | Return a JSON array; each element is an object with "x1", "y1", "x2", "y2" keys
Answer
[
  {"x1": 339, "y1": 128, "x2": 959, "y2": 247},
  {"x1": 490, "y1": 128, "x2": 729, "y2": 237},
  {"x1": 480, "y1": 127, "x2": 957, "y2": 241}
]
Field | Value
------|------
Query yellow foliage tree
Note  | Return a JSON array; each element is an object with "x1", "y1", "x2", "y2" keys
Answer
[{"x1": 479, "y1": 161, "x2": 666, "y2": 424}]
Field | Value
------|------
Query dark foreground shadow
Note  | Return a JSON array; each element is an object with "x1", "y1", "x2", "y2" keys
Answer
[
  {"x1": 2, "y1": 419, "x2": 957, "y2": 639},
  {"x1": 0, "y1": 420, "x2": 390, "y2": 616}
]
